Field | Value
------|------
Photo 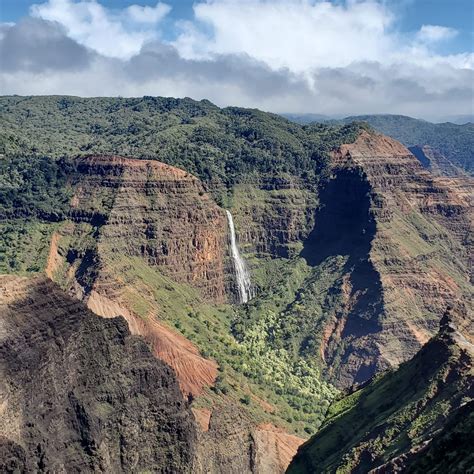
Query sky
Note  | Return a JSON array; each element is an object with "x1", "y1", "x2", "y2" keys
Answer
[{"x1": 0, "y1": 0, "x2": 473, "y2": 120}]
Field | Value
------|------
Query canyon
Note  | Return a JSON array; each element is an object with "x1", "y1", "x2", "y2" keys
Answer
[{"x1": 0, "y1": 96, "x2": 472, "y2": 472}]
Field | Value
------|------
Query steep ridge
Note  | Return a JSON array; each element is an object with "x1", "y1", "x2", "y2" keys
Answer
[
  {"x1": 287, "y1": 309, "x2": 474, "y2": 473},
  {"x1": 0, "y1": 274, "x2": 197, "y2": 473},
  {"x1": 338, "y1": 114, "x2": 474, "y2": 175},
  {"x1": 0, "y1": 275, "x2": 302, "y2": 474},
  {"x1": 310, "y1": 131, "x2": 473, "y2": 385}
]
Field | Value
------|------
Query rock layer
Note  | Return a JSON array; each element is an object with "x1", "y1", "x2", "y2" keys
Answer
[
  {"x1": 232, "y1": 177, "x2": 317, "y2": 259},
  {"x1": 73, "y1": 155, "x2": 228, "y2": 302},
  {"x1": 409, "y1": 145, "x2": 468, "y2": 178},
  {"x1": 315, "y1": 131, "x2": 473, "y2": 386}
]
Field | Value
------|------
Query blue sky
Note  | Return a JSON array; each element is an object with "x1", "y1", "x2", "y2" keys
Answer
[
  {"x1": 2, "y1": 0, "x2": 472, "y2": 53},
  {"x1": 0, "y1": 0, "x2": 472, "y2": 119}
]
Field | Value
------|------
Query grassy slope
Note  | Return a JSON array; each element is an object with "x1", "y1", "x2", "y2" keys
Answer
[{"x1": 287, "y1": 326, "x2": 473, "y2": 473}]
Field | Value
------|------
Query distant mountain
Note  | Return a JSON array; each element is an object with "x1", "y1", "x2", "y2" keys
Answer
[
  {"x1": 340, "y1": 115, "x2": 473, "y2": 175},
  {"x1": 443, "y1": 114, "x2": 474, "y2": 125},
  {"x1": 283, "y1": 113, "x2": 474, "y2": 176},
  {"x1": 281, "y1": 113, "x2": 335, "y2": 124},
  {"x1": 287, "y1": 310, "x2": 474, "y2": 473}
]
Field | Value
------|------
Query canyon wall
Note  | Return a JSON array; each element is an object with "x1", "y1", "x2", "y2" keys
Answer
[
  {"x1": 72, "y1": 155, "x2": 229, "y2": 302},
  {"x1": 231, "y1": 176, "x2": 318, "y2": 259},
  {"x1": 316, "y1": 131, "x2": 472, "y2": 385},
  {"x1": 48, "y1": 155, "x2": 229, "y2": 397}
]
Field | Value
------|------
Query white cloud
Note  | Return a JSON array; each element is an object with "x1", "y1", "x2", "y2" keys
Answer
[
  {"x1": 416, "y1": 24, "x2": 458, "y2": 43},
  {"x1": 1, "y1": 0, "x2": 472, "y2": 120},
  {"x1": 30, "y1": 0, "x2": 171, "y2": 59},
  {"x1": 174, "y1": 0, "x2": 396, "y2": 73},
  {"x1": 126, "y1": 2, "x2": 171, "y2": 24}
]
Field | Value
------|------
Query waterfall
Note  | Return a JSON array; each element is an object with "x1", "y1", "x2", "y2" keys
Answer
[{"x1": 226, "y1": 210, "x2": 253, "y2": 303}]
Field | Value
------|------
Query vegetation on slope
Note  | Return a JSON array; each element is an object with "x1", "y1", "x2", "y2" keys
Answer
[
  {"x1": 0, "y1": 154, "x2": 74, "y2": 219},
  {"x1": 0, "y1": 95, "x2": 361, "y2": 197},
  {"x1": 0, "y1": 154, "x2": 74, "y2": 273},
  {"x1": 47, "y1": 223, "x2": 337, "y2": 435},
  {"x1": 287, "y1": 314, "x2": 474, "y2": 473}
]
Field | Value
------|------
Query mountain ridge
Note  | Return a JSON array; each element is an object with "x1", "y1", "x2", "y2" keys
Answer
[
  {"x1": 283, "y1": 113, "x2": 474, "y2": 176},
  {"x1": 287, "y1": 309, "x2": 474, "y2": 473}
]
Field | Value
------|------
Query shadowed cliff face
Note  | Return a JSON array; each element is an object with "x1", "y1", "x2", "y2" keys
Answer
[
  {"x1": 0, "y1": 275, "x2": 197, "y2": 473},
  {"x1": 321, "y1": 131, "x2": 473, "y2": 386},
  {"x1": 0, "y1": 275, "x2": 303, "y2": 474},
  {"x1": 301, "y1": 168, "x2": 384, "y2": 385},
  {"x1": 302, "y1": 169, "x2": 376, "y2": 268},
  {"x1": 408, "y1": 145, "x2": 468, "y2": 178}
]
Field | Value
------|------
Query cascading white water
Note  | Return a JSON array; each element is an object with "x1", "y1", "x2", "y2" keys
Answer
[{"x1": 226, "y1": 210, "x2": 253, "y2": 303}]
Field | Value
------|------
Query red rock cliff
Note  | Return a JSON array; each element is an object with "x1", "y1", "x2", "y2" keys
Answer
[{"x1": 318, "y1": 131, "x2": 472, "y2": 385}]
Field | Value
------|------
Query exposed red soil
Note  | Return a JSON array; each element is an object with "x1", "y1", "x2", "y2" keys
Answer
[
  {"x1": 86, "y1": 290, "x2": 217, "y2": 397},
  {"x1": 255, "y1": 423, "x2": 305, "y2": 473}
]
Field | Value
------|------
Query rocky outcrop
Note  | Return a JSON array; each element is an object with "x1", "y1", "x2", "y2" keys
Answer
[
  {"x1": 0, "y1": 274, "x2": 197, "y2": 473},
  {"x1": 287, "y1": 309, "x2": 474, "y2": 473},
  {"x1": 0, "y1": 274, "x2": 302, "y2": 473},
  {"x1": 254, "y1": 423, "x2": 305, "y2": 473},
  {"x1": 85, "y1": 288, "x2": 219, "y2": 397},
  {"x1": 307, "y1": 131, "x2": 472, "y2": 386},
  {"x1": 193, "y1": 403, "x2": 304, "y2": 474}
]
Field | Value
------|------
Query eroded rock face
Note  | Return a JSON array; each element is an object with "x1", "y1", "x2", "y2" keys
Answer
[
  {"x1": 192, "y1": 403, "x2": 304, "y2": 474},
  {"x1": 85, "y1": 288, "x2": 219, "y2": 398},
  {"x1": 316, "y1": 131, "x2": 473, "y2": 386},
  {"x1": 72, "y1": 155, "x2": 229, "y2": 302},
  {"x1": 0, "y1": 275, "x2": 197, "y2": 473},
  {"x1": 54, "y1": 155, "x2": 228, "y2": 397},
  {"x1": 231, "y1": 177, "x2": 318, "y2": 259}
]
